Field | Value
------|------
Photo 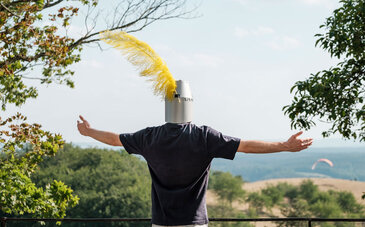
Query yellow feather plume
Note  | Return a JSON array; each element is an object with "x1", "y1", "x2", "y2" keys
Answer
[{"x1": 99, "y1": 30, "x2": 176, "y2": 100}]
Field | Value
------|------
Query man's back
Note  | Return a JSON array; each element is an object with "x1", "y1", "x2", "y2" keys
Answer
[
  {"x1": 77, "y1": 115, "x2": 312, "y2": 226},
  {"x1": 119, "y1": 122, "x2": 240, "y2": 226}
]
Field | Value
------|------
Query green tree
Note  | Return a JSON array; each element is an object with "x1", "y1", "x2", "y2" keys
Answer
[
  {"x1": 279, "y1": 199, "x2": 311, "y2": 227},
  {"x1": 261, "y1": 184, "x2": 285, "y2": 206},
  {"x1": 276, "y1": 180, "x2": 364, "y2": 227},
  {"x1": 209, "y1": 171, "x2": 245, "y2": 207},
  {"x1": 0, "y1": 0, "x2": 193, "y2": 109},
  {"x1": 276, "y1": 182, "x2": 298, "y2": 201},
  {"x1": 31, "y1": 145, "x2": 151, "y2": 226},
  {"x1": 1, "y1": 0, "x2": 194, "y2": 219},
  {"x1": 283, "y1": 0, "x2": 365, "y2": 141},
  {"x1": 298, "y1": 180, "x2": 319, "y2": 203},
  {"x1": 245, "y1": 192, "x2": 271, "y2": 214},
  {"x1": 333, "y1": 191, "x2": 363, "y2": 215},
  {"x1": 208, "y1": 171, "x2": 252, "y2": 227},
  {"x1": 0, "y1": 114, "x2": 78, "y2": 219}
]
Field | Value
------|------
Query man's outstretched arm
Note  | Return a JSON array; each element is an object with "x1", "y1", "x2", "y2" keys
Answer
[
  {"x1": 238, "y1": 131, "x2": 312, "y2": 154},
  {"x1": 77, "y1": 115, "x2": 122, "y2": 146}
]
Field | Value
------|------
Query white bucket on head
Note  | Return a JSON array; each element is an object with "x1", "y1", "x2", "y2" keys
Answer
[{"x1": 165, "y1": 80, "x2": 193, "y2": 123}]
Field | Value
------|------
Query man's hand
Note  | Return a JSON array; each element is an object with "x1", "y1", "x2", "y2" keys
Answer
[
  {"x1": 76, "y1": 115, "x2": 122, "y2": 146},
  {"x1": 77, "y1": 115, "x2": 91, "y2": 136},
  {"x1": 283, "y1": 131, "x2": 313, "y2": 152}
]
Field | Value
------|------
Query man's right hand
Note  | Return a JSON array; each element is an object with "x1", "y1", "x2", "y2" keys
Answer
[
  {"x1": 77, "y1": 115, "x2": 91, "y2": 136},
  {"x1": 283, "y1": 131, "x2": 313, "y2": 152},
  {"x1": 76, "y1": 115, "x2": 122, "y2": 146}
]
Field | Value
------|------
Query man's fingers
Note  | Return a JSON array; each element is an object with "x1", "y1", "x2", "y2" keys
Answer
[
  {"x1": 301, "y1": 138, "x2": 313, "y2": 144},
  {"x1": 293, "y1": 131, "x2": 303, "y2": 138},
  {"x1": 79, "y1": 115, "x2": 86, "y2": 122},
  {"x1": 302, "y1": 141, "x2": 312, "y2": 146}
]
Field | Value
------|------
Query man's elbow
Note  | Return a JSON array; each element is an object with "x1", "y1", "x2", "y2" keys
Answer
[
  {"x1": 111, "y1": 134, "x2": 123, "y2": 146},
  {"x1": 237, "y1": 140, "x2": 251, "y2": 153}
]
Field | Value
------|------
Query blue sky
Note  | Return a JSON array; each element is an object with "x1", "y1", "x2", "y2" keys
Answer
[{"x1": 7, "y1": 0, "x2": 364, "y2": 147}]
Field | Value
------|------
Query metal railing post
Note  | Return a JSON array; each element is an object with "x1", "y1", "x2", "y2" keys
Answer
[
  {"x1": 1, "y1": 217, "x2": 6, "y2": 227},
  {"x1": 308, "y1": 218, "x2": 312, "y2": 227}
]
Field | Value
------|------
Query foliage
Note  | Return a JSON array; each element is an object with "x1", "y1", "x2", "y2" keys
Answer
[
  {"x1": 30, "y1": 144, "x2": 151, "y2": 226},
  {"x1": 275, "y1": 180, "x2": 365, "y2": 227},
  {"x1": 279, "y1": 199, "x2": 312, "y2": 227},
  {"x1": 283, "y1": 0, "x2": 365, "y2": 141},
  {"x1": 208, "y1": 203, "x2": 254, "y2": 227},
  {"x1": 261, "y1": 184, "x2": 285, "y2": 206},
  {"x1": 0, "y1": 0, "x2": 85, "y2": 109},
  {"x1": 208, "y1": 171, "x2": 364, "y2": 226},
  {"x1": 0, "y1": 113, "x2": 79, "y2": 219},
  {"x1": 0, "y1": 0, "x2": 193, "y2": 110},
  {"x1": 245, "y1": 192, "x2": 270, "y2": 214},
  {"x1": 208, "y1": 171, "x2": 252, "y2": 227},
  {"x1": 1, "y1": 0, "x2": 194, "y2": 219},
  {"x1": 209, "y1": 171, "x2": 245, "y2": 207}
]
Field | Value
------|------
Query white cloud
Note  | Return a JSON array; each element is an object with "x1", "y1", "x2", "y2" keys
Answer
[
  {"x1": 231, "y1": 0, "x2": 337, "y2": 10},
  {"x1": 234, "y1": 26, "x2": 275, "y2": 38},
  {"x1": 254, "y1": 26, "x2": 275, "y2": 35},
  {"x1": 234, "y1": 27, "x2": 250, "y2": 38},
  {"x1": 78, "y1": 59, "x2": 103, "y2": 69},
  {"x1": 148, "y1": 44, "x2": 225, "y2": 68},
  {"x1": 231, "y1": 0, "x2": 249, "y2": 6},
  {"x1": 65, "y1": 24, "x2": 85, "y2": 39},
  {"x1": 298, "y1": 0, "x2": 337, "y2": 9},
  {"x1": 193, "y1": 54, "x2": 225, "y2": 67},
  {"x1": 266, "y1": 35, "x2": 301, "y2": 50},
  {"x1": 234, "y1": 26, "x2": 300, "y2": 50}
]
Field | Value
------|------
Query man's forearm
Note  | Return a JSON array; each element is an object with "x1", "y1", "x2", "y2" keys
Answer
[
  {"x1": 237, "y1": 132, "x2": 313, "y2": 153},
  {"x1": 86, "y1": 128, "x2": 122, "y2": 146},
  {"x1": 238, "y1": 140, "x2": 288, "y2": 154}
]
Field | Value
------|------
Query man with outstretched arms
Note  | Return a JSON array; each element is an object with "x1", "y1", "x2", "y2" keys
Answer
[{"x1": 77, "y1": 81, "x2": 313, "y2": 227}]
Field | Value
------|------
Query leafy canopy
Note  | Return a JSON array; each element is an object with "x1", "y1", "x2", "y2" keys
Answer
[
  {"x1": 0, "y1": 113, "x2": 79, "y2": 218},
  {"x1": 209, "y1": 171, "x2": 245, "y2": 207},
  {"x1": 1, "y1": 0, "x2": 194, "y2": 219},
  {"x1": 31, "y1": 145, "x2": 151, "y2": 226},
  {"x1": 284, "y1": 0, "x2": 365, "y2": 141}
]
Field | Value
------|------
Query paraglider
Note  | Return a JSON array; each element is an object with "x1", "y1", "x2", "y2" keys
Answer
[{"x1": 312, "y1": 158, "x2": 334, "y2": 170}]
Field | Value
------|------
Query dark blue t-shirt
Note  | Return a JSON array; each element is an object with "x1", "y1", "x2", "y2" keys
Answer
[{"x1": 119, "y1": 122, "x2": 240, "y2": 226}]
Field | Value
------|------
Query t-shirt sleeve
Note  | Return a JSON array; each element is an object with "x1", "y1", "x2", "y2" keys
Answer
[
  {"x1": 119, "y1": 128, "x2": 148, "y2": 155},
  {"x1": 204, "y1": 126, "x2": 241, "y2": 160}
]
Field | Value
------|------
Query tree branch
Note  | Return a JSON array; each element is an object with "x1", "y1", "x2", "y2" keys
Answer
[
  {"x1": 43, "y1": 0, "x2": 65, "y2": 9},
  {"x1": 69, "y1": 0, "x2": 197, "y2": 49},
  {"x1": 0, "y1": 2, "x2": 21, "y2": 18}
]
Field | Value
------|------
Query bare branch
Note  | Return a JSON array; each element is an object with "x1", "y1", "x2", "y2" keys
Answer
[
  {"x1": 69, "y1": 0, "x2": 199, "y2": 49},
  {"x1": 18, "y1": 75, "x2": 44, "y2": 80},
  {"x1": 0, "y1": 2, "x2": 21, "y2": 18},
  {"x1": 43, "y1": 0, "x2": 65, "y2": 9}
]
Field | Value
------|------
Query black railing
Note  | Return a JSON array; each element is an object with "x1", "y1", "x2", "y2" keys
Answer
[{"x1": 1, "y1": 217, "x2": 365, "y2": 227}]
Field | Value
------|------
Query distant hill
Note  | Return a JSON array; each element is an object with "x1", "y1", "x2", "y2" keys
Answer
[
  {"x1": 72, "y1": 142, "x2": 365, "y2": 182},
  {"x1": 211, "y1": 147, "x2": 365, "y2": 182}
]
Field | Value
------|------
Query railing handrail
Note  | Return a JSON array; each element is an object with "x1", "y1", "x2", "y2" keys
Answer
[
  {"x1": 1, "y1": 217, "x2": 365, "y2": 222},
  {"x1": 1, "y1": 217, "x2": 365, "y2": 227}
]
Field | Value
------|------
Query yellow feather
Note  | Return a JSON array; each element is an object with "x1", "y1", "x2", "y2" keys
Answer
[{"x1": 99, "y1": 30, "x2": 176, "y2": 100}]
